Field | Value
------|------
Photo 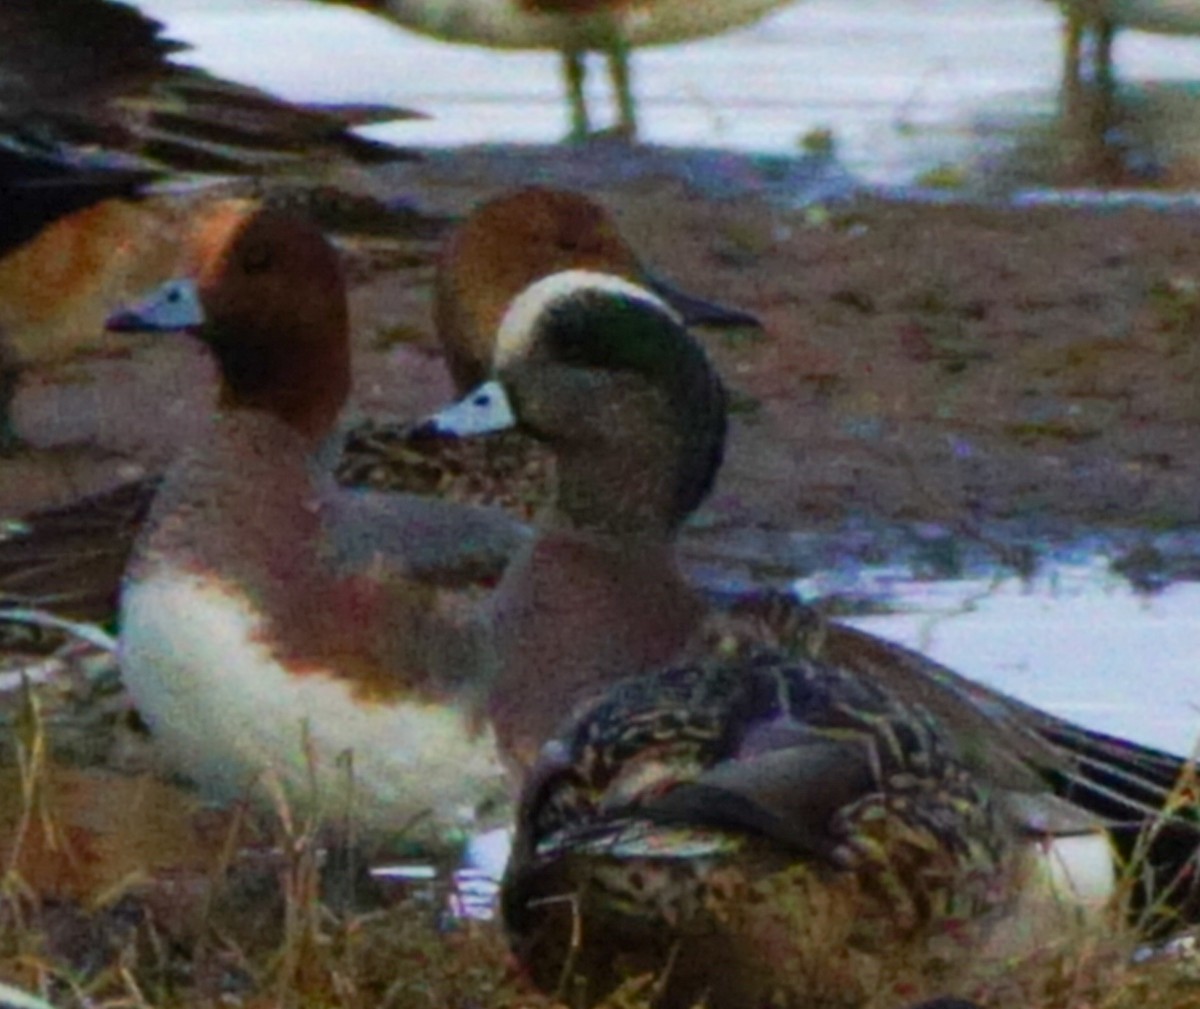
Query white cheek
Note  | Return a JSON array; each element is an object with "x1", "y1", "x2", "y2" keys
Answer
[{"x1": 119, "y1": 572, "x2": 508, "y2": 845}]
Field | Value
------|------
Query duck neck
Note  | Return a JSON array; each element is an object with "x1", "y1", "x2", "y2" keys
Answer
[
  {"x1": 487, "y1": 521, "x2": 702, "y2": 773},
  {"x1": 548, "y1": 438, "x2": 686, "y2": 539},
  {"x1": 211, "y1": 327, "x2": 349, "y2": 445}
]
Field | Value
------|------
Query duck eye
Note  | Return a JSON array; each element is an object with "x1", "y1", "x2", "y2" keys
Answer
[
  {"x1": 241, "y1": 244, "x2": 271, "y2": 274},
  {"x1": 472, "y1": 392, "x2": 491, "y2": 406}
]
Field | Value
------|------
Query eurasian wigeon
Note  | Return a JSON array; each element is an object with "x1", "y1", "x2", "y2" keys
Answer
[
  {"x1": 105, "y1": 202, "x2": 523, "y2": 849},
  {"x1": 350, "y1": 0, "x2": 802, "y2": 140},
  {"x1": 0, "y1": 0, "x2": 420, "y2": 453},
  {"x1": 426, "y1": 270, "x2": 1197, "y2": 1003}
]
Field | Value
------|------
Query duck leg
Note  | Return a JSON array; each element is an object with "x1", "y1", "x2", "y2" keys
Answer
[
  {"x1": 1062, "y1": 7, "x2": 1084, "y2": 124},
  {"x1": 1061, "y1": 9, "x2": 1119, "y2": 182},
  {"x1": 1083, "y1": 16, "x2": 1119, "y2": 179},
  {"x1": 607, "y1": 37, "x2": 637, "y2": 139},
  {"x1": 1093, "y1": 16, "x2": 1116, "y2": 127},
  {"x1": 562, "y1": 48, "x2": 591, "y2": 141}
]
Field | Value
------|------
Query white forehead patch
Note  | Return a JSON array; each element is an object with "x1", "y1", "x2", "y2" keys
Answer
[{"x1": 494, "y1": 269, "x2": 679, "y2": 369}]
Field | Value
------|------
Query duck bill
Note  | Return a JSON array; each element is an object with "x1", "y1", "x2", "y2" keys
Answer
[
  {"x1": 645, "y1": 271, "x2": 759, "y2": 329},
  {"x1": 105, "y1": 278, "x2": 205, "y2": 333},
  {"x1": 423, "y1": 380, "x2": 516, "y2": 437}
]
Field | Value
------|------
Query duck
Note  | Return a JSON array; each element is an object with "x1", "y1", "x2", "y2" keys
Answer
[
  {"x1": 338, "y1": 185, "x2": 759, "y2": 514},
  {"x1": 348, "y1": 0, "x2": 802, "y2": 140},
  {"x1": 102, "y1": 201, "x2": 530, "y2": 850},
  {"x1": 0, "y1": 0, "x2": 420, "y2": 455},
  {"x1": 1, "y1": 185, "x2": 757, "y2": 623},
  {"x1": 423, "y1": 269, "x2": 1198, "y2": 1005}
]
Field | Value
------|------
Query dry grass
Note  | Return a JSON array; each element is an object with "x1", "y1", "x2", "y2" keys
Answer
[{"x1": 0, "y1": 633, "x2": 1197, "y2": 1009}]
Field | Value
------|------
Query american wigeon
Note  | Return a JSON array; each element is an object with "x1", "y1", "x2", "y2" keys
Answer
[
  {"x1": 105, "y1": 202, "x2": 525, "y2": 849},
  {"x1": 426, "y1": 269, "x2": 1198, "y2": 1004},
  {"x1": 349, "y1": 0, "x2": 801, "y2": 140},
  {"x1": 0, "y1": 0, "x2": 419, "y2": 453},
  {"x1": 2, "y1": 186, "x2": 754, "y2": 618}
]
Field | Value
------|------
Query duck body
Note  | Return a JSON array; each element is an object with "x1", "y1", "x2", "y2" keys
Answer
[
  {"x1": 366, "y1": 0, "x2": 795, "y2": 50},
  {"x1": 108, "y1": 204, "x2": 508, "y2": 848},
  {"x1": 503, "y1": 643, "x2": 1104, "y2": 1009},
  {"x1": 0, "y1": 140, "x2": 162, "y2": 260},
  {"x1": 487, "y1": 529, "x2": 704, "y2": 770},
  {"x1": 337, "y1": 421, "x2": 553, "y2": 521},
  {"x1": 356, "y1": 0, "x2": 798, "y2": 137},
  {"x1": 121, "y1": 411, "x2": 504, "y2": 843}
]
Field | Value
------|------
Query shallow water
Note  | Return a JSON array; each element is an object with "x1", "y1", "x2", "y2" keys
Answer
[
  {"x1": 134, "y1": 0, "x2": 1200, "y2": 751},
  {"x1": 833, "y1": 563, "x2": 1200, "y2": 755}
]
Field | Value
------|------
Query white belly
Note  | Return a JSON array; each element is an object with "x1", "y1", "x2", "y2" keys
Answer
[
  {"x1": 981, "y1": 831, "x2": 1117, "y2": 962},
  {"x1": 120, "y1": 572, "x2": 508, "y2": 849},
  {"x1": 381, "y1": 0, "x2": 799, "y2": 50}
]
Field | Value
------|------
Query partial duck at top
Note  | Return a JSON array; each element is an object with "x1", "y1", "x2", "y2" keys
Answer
[
  {"x1": 0, "y1": 0, "x2": 418, "y2": 245},
  {"x1": 0, "y1": 0, "x2": 421, "y2": 452},
  {"x1": 425, "y1": 269, "x2": 1199, "y2": 1003},
  {"x1": 105, "y1": 201, "x2": 525, "y2": 850},
  {"x1": 347, "y1": 0, "x2": 803, "y2": 140}
]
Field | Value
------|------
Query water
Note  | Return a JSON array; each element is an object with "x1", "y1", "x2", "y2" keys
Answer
[
  {"x1": 131, "y1": 0, "x2": 1200, "y2": 751},
  {"x1": 833, "y1": 563, "x2": 1200, "y2": 756},
  {"x1": 139, "y1": 0, "x2": 1200, "y2": 183}
]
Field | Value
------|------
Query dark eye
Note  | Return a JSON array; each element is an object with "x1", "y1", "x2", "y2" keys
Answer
[
  {"x1": 242, "y1": 244, "x2": 271, "y2": 274},
  {"x1": 472, "y1": 392, "x2": 491, "y2": 406},
  {"x1": 166, "y1": 287, "x2": 181, "y2": 303}
]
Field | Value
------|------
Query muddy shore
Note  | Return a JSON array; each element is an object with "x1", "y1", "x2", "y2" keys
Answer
[{"x1": 6, "y1": 145, "x2": 1200, "y2": 588}]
